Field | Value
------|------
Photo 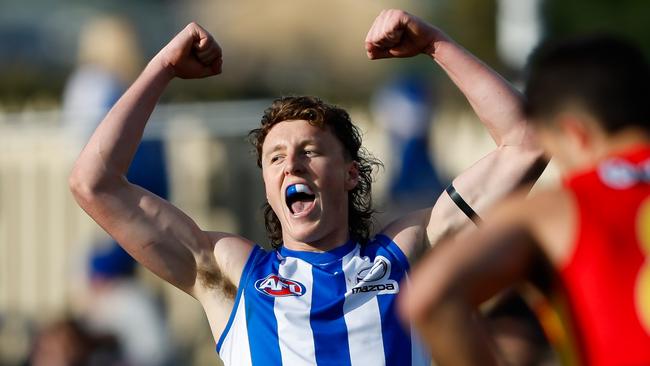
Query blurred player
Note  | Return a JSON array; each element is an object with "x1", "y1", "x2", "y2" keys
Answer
[
  {"x1": 402, "y1": 35, "x2": 650, "y2": 365},
  {"x1": 69, "y1": 9, "x2": 544, "y2": 365}
]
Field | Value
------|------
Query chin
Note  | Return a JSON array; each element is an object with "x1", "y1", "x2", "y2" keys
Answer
[{"x1": 283, "y1": 225, "x2": 323, "y2": 245}]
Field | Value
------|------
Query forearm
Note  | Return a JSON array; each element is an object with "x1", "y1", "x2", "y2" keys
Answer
[
  {"x1": 429, "y1": 33, "x2": 529, "y2": 147},
  {"x1": 71, "y1": 58, "x2": 173, "y2": 188},
  {"x1": 416, "y1": 295, "x2": 499, "y2": 366},
  {"x1": 365, "y1": 9, "x2": 531, "y2": 147},
  {"x1": 410, "y1": 213, "x2": 541, "y2": 365}
]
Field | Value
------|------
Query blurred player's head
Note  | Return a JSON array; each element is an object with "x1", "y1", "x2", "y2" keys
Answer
[
  {"x1": 524, "y1": 35, "x2": 650, "y2": 172},
  {"x1": 249, "y1": 96, "x2": 381, "y2": 248}
]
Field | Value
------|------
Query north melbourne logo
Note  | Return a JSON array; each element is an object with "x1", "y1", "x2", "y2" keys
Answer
[
  {"x1": 255, "y1": 274, "x2": 306, "y2": 297},
  {"x1": 356, "y1": 258, "x2": 389, "y2": 283},
  {"x1": 352, "y1": 257, "x2": 398, "y2": 295}
]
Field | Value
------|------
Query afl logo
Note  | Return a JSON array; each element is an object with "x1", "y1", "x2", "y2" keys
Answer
[
  {"x1": 255, "y1": 274, "x2": 306, "y2": 297},
  {"x1": 356, "y1": 258, "x2": 389, "y2": 283}
]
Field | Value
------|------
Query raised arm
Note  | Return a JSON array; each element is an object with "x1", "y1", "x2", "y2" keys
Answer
[
  {"x1": 366, "y1": 9, "x2": 528, "y2": 146},
  {"x1": 365, "y1": 10, "x2": 546, "y2": 257},
  {"x1": 68, "y1": 23, "x2": 252, "y2": 300}
]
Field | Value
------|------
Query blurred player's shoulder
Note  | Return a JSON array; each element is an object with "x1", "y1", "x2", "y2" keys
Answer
[{"x1": 485, "y1": 186, "x2": 577, "y2": 267}]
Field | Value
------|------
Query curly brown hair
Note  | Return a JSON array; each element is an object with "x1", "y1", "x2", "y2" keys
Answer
[{"x1": 249, "y1": 96, "x2": 382, "y2": 249}]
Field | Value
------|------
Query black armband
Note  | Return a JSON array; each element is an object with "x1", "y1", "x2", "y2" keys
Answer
[{"x1": 445, "y1": 184, "x2": 483, "y2": 226}]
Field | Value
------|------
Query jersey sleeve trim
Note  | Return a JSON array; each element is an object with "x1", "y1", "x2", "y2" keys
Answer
[{"x1": 216, "y1": 244, "x2": 262, "y2": 353}]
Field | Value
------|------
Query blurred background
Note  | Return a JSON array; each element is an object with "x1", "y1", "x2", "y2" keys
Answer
[{"x1": 0, "y1": 0, "x2": 648, "y2": 365}]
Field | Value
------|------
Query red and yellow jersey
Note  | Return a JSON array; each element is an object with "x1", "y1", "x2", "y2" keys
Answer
[{"x1": 558, "y1": 145, "x2": 650, "y2": 365}]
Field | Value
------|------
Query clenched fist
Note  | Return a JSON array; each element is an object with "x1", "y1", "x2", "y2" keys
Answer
[
  {"x1": 365, "y1": 9, "x2": 443, "y2": 60},
  {"x1": 155, "y1": 22, "x2": 222, "y2": 79}
]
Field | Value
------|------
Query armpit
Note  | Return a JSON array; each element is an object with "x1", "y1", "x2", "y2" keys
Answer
[{"x1": 197, "y1": 265, "x2": 237, "y2": 299}]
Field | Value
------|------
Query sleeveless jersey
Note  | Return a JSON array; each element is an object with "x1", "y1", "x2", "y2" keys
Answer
[
  {"x1": 216, "y1": 235, "x2": 430, "y2": 366},
  {"x1": 559, "y1": 145, "x2": 650, "y2": 365}
]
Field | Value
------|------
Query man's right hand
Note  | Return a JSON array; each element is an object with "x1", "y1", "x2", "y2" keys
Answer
[{"x1": 155, "y1": 22, "x2": 222, "y2": 79}]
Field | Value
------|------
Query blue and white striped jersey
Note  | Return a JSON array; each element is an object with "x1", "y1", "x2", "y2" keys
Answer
[{"x1": 216, "y1": 235, "x2": 431, "y2": 366}]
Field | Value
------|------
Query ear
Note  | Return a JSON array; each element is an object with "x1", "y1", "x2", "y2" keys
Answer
[
  {"x1": 557, "y1": 113, "x2": 592, "y2": 151},
  {"x1": 345, "y1": 161, "x2": 360, "y2": 191}
]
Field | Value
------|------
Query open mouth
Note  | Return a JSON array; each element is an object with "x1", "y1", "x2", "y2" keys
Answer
[{"x1": 285, "y1": 183, "x2": 316, "y2": 215}]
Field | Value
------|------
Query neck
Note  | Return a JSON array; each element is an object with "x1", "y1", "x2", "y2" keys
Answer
[
  {"x1": 565, "y1": 128, "x2": 650, "y2": 174},
  {"x1": 282, "y1": 232, "x2": 351, "y2": 253},
  {"x1": 593, "y1": 128, "x2": 650, "y2": 160}
]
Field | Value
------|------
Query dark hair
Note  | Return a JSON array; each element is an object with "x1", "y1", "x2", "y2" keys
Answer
[
  {"x1": 248, "y1": 96, "x2": 383, "y2": 249},
  {"x1": 524, "y1": 34, "x2": 650, "y2": 133}
]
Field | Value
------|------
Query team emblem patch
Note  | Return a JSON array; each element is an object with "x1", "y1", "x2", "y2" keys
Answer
[
  {"x1": 255, "y1": 274, "x2": 306, "y2": 297},
  {"x1": 598, "y1": 158, "x2": 639, "y2": 189},
  {"x1": 356, "y1": 258, "x2": 389, "y2": 283},
  {"x1": 598, "y1": 157, "x2": 650, "y2": 189},
  {"x1": 352, "y1": 256, "x2": 399, "y2": 295}
]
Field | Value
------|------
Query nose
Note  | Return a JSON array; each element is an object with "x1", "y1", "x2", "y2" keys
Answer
[{"x1": 284, "y1": 152, "x2": 304, "y2": 176}]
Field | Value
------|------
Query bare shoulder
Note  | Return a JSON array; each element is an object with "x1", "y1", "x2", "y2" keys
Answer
[
  {"x1": 380, "y1": 208, "x2": 431, "y2": 262},
  {"x1": 193, "y1": 232, "x2": 255, "y2": 343},
  {"x1": 194, "y1": 232, "x2": 255, "y2": 299},
  {"x1": 488, "y1": 187, "x2": 578, "y2": 267},
  {"x1": 527, "y1": 188, "x2": 578, "y2": 267}
]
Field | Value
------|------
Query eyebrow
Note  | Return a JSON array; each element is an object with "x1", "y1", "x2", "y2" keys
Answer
[
  {"x1": 264, "y1": 144, "x2": 285, "y2": 158},
  {"x1": 264, "y1": 139, "x2": 320, "y2": 157}
]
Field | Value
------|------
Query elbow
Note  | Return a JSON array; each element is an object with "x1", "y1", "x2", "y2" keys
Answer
[
  {"x1": 68, "y1": 165, "x2": 96, "y2": 206},
  {"x1": 515, "y1": 123, "x2": 544, "y2": 154},
  {"x1": 495, "y1": 114, "x2": 541, "y2": 150},
  {"x1": 68, "y1": 163, "x2": 119, "y2": 206}
]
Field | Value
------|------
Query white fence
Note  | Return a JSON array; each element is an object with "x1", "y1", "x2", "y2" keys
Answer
[
  {"x1": 0, "y1": 100, "x2": 272, "y2": 320},
  {"x1": 0, "y1": 99, "x2": 542, "y2": 323}
]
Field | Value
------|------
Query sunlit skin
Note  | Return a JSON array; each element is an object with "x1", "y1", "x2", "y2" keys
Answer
[
  {"x1": 261, "y1": 119, "x2": 359, "y2": 252},
  {"x1": 69, "y1": 10, "x2": 548, "y2": 354},
  {"x1": 401, "y1": 104, "x2": 650, "y2": 365},
  {"x1": 536, "y1": 110, "x2": 650, "y2": 175}
]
